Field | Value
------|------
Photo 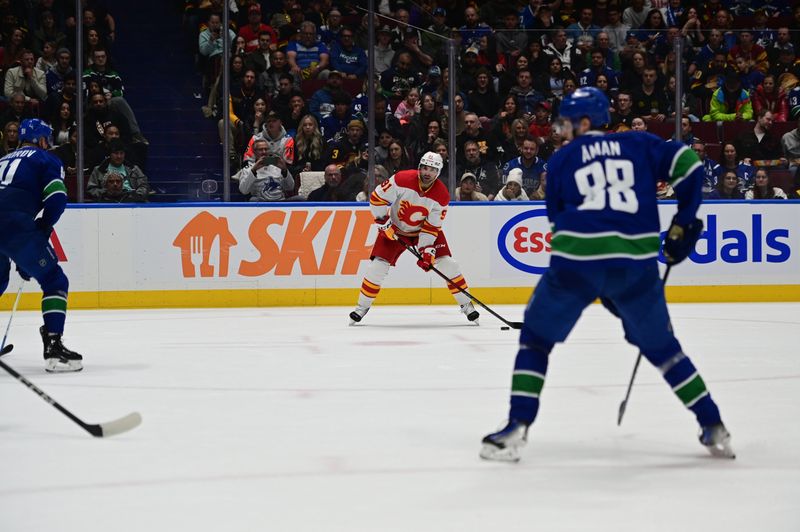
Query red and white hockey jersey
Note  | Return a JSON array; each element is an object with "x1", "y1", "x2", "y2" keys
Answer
[{"x1": 369, "y1": 169, "x2": 450, "y2": 249}]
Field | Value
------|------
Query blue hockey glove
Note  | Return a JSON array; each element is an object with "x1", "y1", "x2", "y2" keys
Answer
[
  {"x1": 662, "y1": 216, "x2": 703, "y2": 265},
  {"x1": 16, "y1": 264, "x2": 31, "y2": 281}
]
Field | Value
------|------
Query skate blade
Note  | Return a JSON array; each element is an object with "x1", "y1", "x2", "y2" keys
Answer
[
  {"x1": 45, "y1": 359, "x2": 84, "y2": 373},
  {"x1": 704, "y1": 442, "x2": 736, "y2": 459},
  {"x1": 479, "y1": 443, "x2": 521, "y2": 462}
]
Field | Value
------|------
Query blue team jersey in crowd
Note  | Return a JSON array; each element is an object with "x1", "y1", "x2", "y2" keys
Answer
[
  {"x1": 545, "y1": 131, "x2": 702, "y2": 268},
  {"x1": 0, "y1": 146, "x2": 67, "y2": 225},
  {"x1": 789, "y1": 87, "x2": 800, "y2": 120}
]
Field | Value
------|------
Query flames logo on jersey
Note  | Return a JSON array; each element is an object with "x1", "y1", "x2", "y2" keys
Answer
[{"x1": 397, "y1": 200, "x2": 429, "y2": 227}]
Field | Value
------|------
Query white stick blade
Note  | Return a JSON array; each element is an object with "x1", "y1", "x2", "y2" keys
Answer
[{"x1": 100, "y1": 412, "x2": 142, "y2": 437}]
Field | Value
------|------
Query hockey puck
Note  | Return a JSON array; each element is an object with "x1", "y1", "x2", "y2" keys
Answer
[{"x1": 500, "y1": 326, "x2": 510, "y2": 331}]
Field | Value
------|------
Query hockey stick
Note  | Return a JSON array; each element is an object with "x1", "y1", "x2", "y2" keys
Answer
[
  {"x1": 401, "y1": 241, "x2": 523, "y2": 329},
  {"x1": 0, "y1": 282, "x2": 25, "y2": 357},
  {"x1": 617, "y1": 265, "x2": 672, "y2": 426},
  {"x1": 0, "y1": 357, "x2": 142, "y2": 437}
]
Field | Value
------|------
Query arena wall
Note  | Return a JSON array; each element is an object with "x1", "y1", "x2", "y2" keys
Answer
[{"x1": 3, "y1": 201, "x2": 799, "y2": 310}]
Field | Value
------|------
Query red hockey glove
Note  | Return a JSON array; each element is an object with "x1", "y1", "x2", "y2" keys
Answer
[
  {"x1": 375, "y1": 216, "x2": 397, "y2": 240},
  {"x1": 416, "y1": 246, "x2": 436, "y2": 271}
]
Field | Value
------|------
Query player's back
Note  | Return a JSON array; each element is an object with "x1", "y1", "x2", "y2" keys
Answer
[
  {"x1": 0, "y1": 147, "x2": 62, "y2": 217},
  {"x1": 546, "y1": 131, "x2": 682, "y2": 267}
]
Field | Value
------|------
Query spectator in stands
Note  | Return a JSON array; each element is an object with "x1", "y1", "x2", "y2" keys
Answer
[
  {"x1": 707, "y1": 9, "x2": 736, "y2": 50},
  {"x1": 752, "y1": 74, "x2": 789, "y2": 122},
  {"x1": 383, "y1": 140, "x2": 413, "y2": 176},
  {"x1": 631, "y1": 116, "x2": 647, "y2": 132},
  {"x1": 46, "y1": 48, "x2": 73, "y2": 97},
  {"x1": 456, "y1": 112, "x2": 501, "y2": 164},
  {"x1": 35, "y1": 41, "x2": 58, "y2": 74},
  {"x1": 307, "y1": 163, "x2": 343, "y2": 201},
  {"x1": 602, "y1": 6, "x2": 628, "y2": 53},
  {"x1": 324, "y1": 119, "x2": 366, "y2": 168},
  {"x1": 618, "y1": 49, "x2": 648, "y2": 93},
  {"x1": 496, "y1": 118, "x2": 529, "y2": 160},
  {"x1": 373, "y1": 25, "x2": 395, "y2": 75},
  {"x1": 319, "y1": 8, "x2": 344, "y2": 46},
  {"x1": 283, "y1": 93, "x2": 309, "y2": 136},
  {"x1": 4, "y1": 49, "x2": 47, "y2": 105},
  {"x1": 86, "y1": 123, "x2": 121, "y2": 171},
  {"x1": 680, "y1": 7, "x2": 706, "y2": 52},
  {"x1": 32, "y1": 10, "x2": 66, "y2": 58},
  {"x1": 539, "y1": 118, "x2": 572, "y2": 160},
  {"x1": 494, "y1": 168, "x2": 530, "y2": 201},
  {"x1": 235, "y1": 138, "x2": 295, "y2": 201},
  {"x1": 259, "y1": 50, "x2": 299, "y2": 97},
  {"x1": 275, "y1": 3, "x2": 304, "y2": 49},
  {"x1": 492, "y1": 95, "x2": 522, "y2": 145},
  {"x1": 703, "y1": 72, "x2": 753, "y2": 122},
  {"x1": 397, "y1": 26, "x2": 435, "y2": 74},
  {"x1": 83, "y1": 91, "x2": 130, "y2": 147},
  {"x1": 719, "y1": 142, "x2": 755, "y2": 191},
  {"x1": 0, "y1": 27, "x2": 25, "y2": 72},
  {"x1": 373, "y1": 130, "x2": 394, "y2": 166},
  {"x1": 459, "y1": 5, "x2": 492, "y2": 52},
  {"x1": 690, "y1": 29, "x2": 726, "y2": 78},
  {"x1": 83, "y1": 28, "x2": 104, "y2": 67},
  {"x1": 745, "y1": 168, "x2": 788, "y2": 199},
  {"x1": 408, "y1": 120, "x2": 442, "y2": 162},
  {"x1": 623, "y1": 0, "x2": 648, "y2": 29},
  {"x1": 735, "y1": 110, "x2": 784, "y2": 163},
  {"x1": 52, "y1": 126, "x2": 78, "y2": 199},
  {"x1": 0, "y1": 121, "x2": 19, "y2": 156},
  {"x1": 455, "y1": 172, "x2": 489, "y2": 201},
  {"x1": 0, "y1": 93, "x2": 33, "y2": 131},
  {"x1": 496, "y1": 8, "x2": 527, "y2": 67},
  {"x1": 245, "y1": 32, "x2": 273, "y2": 76},
  {"x1": 530, "y1": 170, "x2": 547, "y2": 199},
  {"x1": 50, "y1": 101, "x2": 75, "y2": 147},
  {"x1": 502, "y1": 135, "x2": 546, "y2": 194},
  {"x1": 692, "y1": 140, "x2": 722, "y2": 197},
  {"x1": 734, "y1": 55, "x2": 765, "y2": 93},
  {"x1": 466, "y1": 68, "x2": 498, "y2": 122},
  {"x1": 291, "y1": 114, "x2": 326, "y2": 175},
  {"x1": 594, "y1": 31, "x2": 621, "y2": 71},
  {"x1": 239, "y1": 4, "x2": 277, "y2": 54},
  {"x1": 509, "y1": 68, "x2": 544, "y2": 117},
  {"x1": 528, "y1": 101, "x2": 552, "y2": 145},
  {"x1": 309, "y1": 70, "x2": 344, "y2": 121},
  {"x1": 767, "y1": 28, "x2": 793, "y2": 66},
  {"x1": 394, "y1": 87, "x2": 420, "y2": 128},
  {"x1": 330, "y1": 27, "x2": 367, "y2": 79},
  {"x1": 707, "y1": 170, "x2": 744, "y2": 200},
  {"x1": 219, "y1": 68, "x2": 262, "y2": 156},
  {"x1": 241, "y1": 96, "x2": 268, "y2": 144},
  {"x1": 544, "y1": 28, "x2": 581, "y2": 72},
  {"x1": 380, "y1": 52, "x2": 422, "y2": 100},
  {"x1": 781, "y1": 120, "x2": 800, "y2": 172},
  {"x1": 320, "y1": 90, "x2": 352, "y2": 142},
  {"x1": 82, "y1": 49, "x2": 123, "y2": 98},
  {"x1": 672, "y1": 116, "x2": 699, "y2": 145},
  {"x1": 287, "y1": 21, "x2": 330, "y2": 80},
  {"x1": 568, "y1": 7, "x2": 601, "y2": 45},
  {"x1": 243, "y1": 111, "x2": 295, "y2": 166},
  {"x1": 634, "y1": 9, "x2": 667, "y2": 54},
  {"x1": 609, "y1": 91, "x2": 636, "y2": 131},
  {"x1": 579, "y1": 48, "x2": 619, "y2": 90},
  {"x1": 632, "y1": 67, "x2": 668, "y2": 122},
  {"x1": 534, "y1": 56, "x2": 569, "y2": 102},
  {"x1": 198, "y1": 12, "x2": 236, "y2": 68},
  {"x1": 87, "y1": 140, "x2": 149, "y2": 203},
  {"x1": 728, "y1": 29, "x2": 769, "y2": 75},
  {"x1": 458, "y1": 139, "x2": 501, "y2": 199}
]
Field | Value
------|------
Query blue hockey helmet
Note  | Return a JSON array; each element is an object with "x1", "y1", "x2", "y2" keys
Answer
[
  {"x1": 19, "y1": 118, "x2": 54, "y2": 146},
  {"x1": 558, "y1": 87, "x2": 610, "y2": 129}
]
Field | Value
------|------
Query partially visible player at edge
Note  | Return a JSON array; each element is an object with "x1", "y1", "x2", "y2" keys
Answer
[
  {"x1": 480, "y1": 87, "x2": 734, "y2": 462},
  {"x1": 0, "y1": 118, "x2": 83, "y2": 372},
  {"x1": 349, "y1": 152, "x2": 479, "y2": 324}
]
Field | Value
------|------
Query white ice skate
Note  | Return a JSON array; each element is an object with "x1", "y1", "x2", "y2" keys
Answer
[
  {"x1": 349, "y1": 306, "x2": 369, "y2": 325},
  {"x1": 461, "y1": 302, "x2": 480, "y2": 324},
  {"x1": 480, "y1": 419, "x2": 529, "y2": 462},
  {"x1": 699, "y1": 423, "x2": 735, "y2": 459}
]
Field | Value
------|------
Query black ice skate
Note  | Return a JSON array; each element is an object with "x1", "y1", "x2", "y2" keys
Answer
[
  {"x1": 699, "y1": 423, "x2": 735, "y2": 459},
  {"x1": 40, "y1": 326, "x2": 83, "y2": 373},
  {"x1": 349, "y1": 306, "x2": 369, "y2": 325},
  {"x1": 461, "y1": 302, "x2": 480, "y2": 323},
  {"x1": 480, "y1": 419, "x2": 529, "y2": 462}
]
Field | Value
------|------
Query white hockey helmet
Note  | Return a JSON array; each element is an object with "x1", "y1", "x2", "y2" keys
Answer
[{"x1": 418, "y1": 151, "x2": 444, "y2": 177}]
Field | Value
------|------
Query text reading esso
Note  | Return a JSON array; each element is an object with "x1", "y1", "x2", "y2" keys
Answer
[{"x1": 497, "y1": 209, "x2": 552, "y2": 274}]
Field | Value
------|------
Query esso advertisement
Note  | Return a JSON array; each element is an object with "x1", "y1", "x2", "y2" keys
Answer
[{"x1": 496, "y1": 209, "x2": 552, "y2": 274}]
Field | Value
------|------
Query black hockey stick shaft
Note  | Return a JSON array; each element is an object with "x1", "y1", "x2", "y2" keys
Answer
[
  {"x1": 1, "y1": 282, "x2": 24, "y2": 357},
  {"x1": 402, "y1": 242, "x2": 523, "y2": 329},
  {"x1": 0, "y1": 358, "x2": 142, "y2": 437},
  {"x1": 617, "y1": 265, "x2": 672, "y2": 426}
]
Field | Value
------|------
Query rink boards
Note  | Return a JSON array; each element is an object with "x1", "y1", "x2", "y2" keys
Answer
[{"x1": 2, "y1": 201, "x2": 799, "y2": 310}]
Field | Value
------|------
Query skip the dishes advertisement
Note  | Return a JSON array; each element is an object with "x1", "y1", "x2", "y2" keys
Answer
[{"x1": 5, "y1": 202, "x2": 799, "y2": 308}]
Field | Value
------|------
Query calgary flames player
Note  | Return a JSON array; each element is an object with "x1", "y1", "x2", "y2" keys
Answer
[{"x1": 349, "y1": 151, "x2": 480, "y2": 325}]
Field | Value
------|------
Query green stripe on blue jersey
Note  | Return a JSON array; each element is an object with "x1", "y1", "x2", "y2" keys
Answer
[
  {"x1": 550, "y1": 231, "x2": 661, "y2": 260},
  {"x1": 673, "y1": 373, "x2": 709, "y2": 407},
  {"x1": 668, "y1": 147, "x2": 702, "y2": 188},
  {"x1": 511, "y1": 370, "x2": 545, "y2": 398},
  {"x1": 42, "y1": 295, "x2": 67, "y2": 315},
  {"x1": 42, "y1": 179, "x2": 67, "y2": 201}
]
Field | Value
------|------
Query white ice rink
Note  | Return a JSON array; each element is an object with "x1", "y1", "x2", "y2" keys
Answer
[{"x1": 0, "y1": 302, "x2": 798, "y2": 532}]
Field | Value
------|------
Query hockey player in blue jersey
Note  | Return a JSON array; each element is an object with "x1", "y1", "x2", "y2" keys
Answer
[
  {"x1": 0, "y1": 118, "x2": 83, "y2": 372},
  {"x1": 481, "y1": 87, "x2": 733, "y2": 461}
]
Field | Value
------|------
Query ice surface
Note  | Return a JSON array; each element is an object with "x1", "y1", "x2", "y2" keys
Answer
[{"x1": 1, "y1": 303, "x2": 798, "y2": 531}]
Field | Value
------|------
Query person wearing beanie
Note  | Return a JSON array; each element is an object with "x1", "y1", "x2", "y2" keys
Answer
[{"x1": 494, "y1": 168, "x2": 530, "y2": 201}]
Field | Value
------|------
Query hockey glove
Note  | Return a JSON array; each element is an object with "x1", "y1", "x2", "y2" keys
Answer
[
  {"x1": 662, "y1": 216, "x2": 704, "y2": 265},
  {"x1": 375, "y1": 216, "x2": 397, "y2": 240},
  {"x1": 35, "y1": 218, "x2": 53, "y2": 239},
  {"x1": 16, "y1": 264, "x2": 31, "y2": 281},
  {"x1": 416, "y1": 246, "x2": 436, "y2": 271}
]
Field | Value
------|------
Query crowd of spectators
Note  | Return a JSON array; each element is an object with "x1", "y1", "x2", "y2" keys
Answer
[
  {"x1": 187, "y1": 0, "x2": 800, "y2": 202},
  {"x1": 0, "y1": 0, "x2": 150, "y2": 202}
]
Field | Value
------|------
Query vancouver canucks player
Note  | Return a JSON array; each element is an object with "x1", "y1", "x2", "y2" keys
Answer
[
  {"x1": 480, "y1": 87, "x2": 733, "y2": 461},
  {"x1": 0, "y1": 119, "x2": 83, "y2": 372}
]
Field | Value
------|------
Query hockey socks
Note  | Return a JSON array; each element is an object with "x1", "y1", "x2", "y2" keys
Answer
[
  {"x1": 657, "y1": 352, "x2": 722, "y2": 427},
  {"x1": 508, "y1": 332, "x2": 552, "y2": 424},
  {"x1": 41, "y1": 291, "x2": 67, "y2": 335}
]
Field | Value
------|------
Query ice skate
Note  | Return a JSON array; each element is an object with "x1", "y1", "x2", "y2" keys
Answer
[
  {"x1": 461, "y1": 302, "x2": 480, "y2": 324},
  {"x1": 349, "y1": 306, "x2": 369, "y2": 325},
  {"x1": 480, "y1": 419, "x2": 529, "y2": 462},
  {"x1": 41, "y1": 326, "x2": 83, "y2": 373},
  {"x1": 699, "y1": 423, "x2": 735, "y2": 459}
]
